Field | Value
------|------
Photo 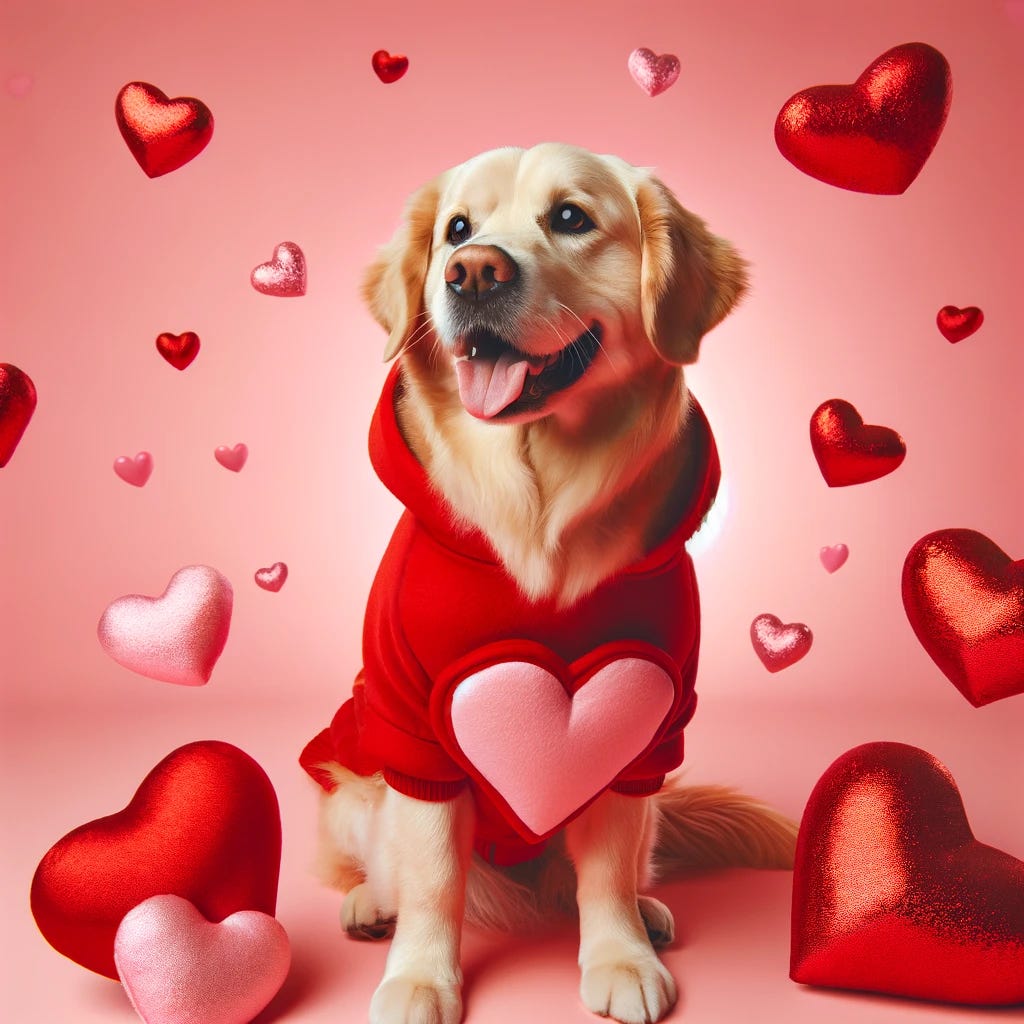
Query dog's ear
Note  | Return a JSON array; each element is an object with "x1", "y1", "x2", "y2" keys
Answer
[
  {"x1": 362, "y1": 179, "x2": 441, "y2": 362},
  {"x1": 636, "y1": 175, "x2": 748, "y2": 365}
]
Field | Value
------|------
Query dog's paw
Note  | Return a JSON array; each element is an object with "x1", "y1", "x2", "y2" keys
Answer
[
  {"x1": 580, "y1": 953, "x2": 678, "y2": 1024},
  {"x1": 341, "y1": 883, "x2": 396, "y2": 941},
  {"x1": 369, "y1": 976, "x2": 462, "y2": 1024},
  {"x1": 637, "y1": 895, "x2": 675, "y2": 948}
]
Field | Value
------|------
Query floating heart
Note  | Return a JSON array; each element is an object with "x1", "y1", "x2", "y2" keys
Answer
[
  {"x1": 255, "y1": 563, "x2": 288, "y2": 592},
  {"x1": 115, "y1": 895, "x2": 291, "y2": 1024},
  {"x1": 819, "y1": 544, "x2": 849, "y2": 574},
  {"x1": 902, "y1": 529, "x2": 1024, "y2": 707},
  {"x1": 114, "y1": 451, "x2": 153, "y2": 487},
  {"x1": 0, "y1": 362, "x2": 37, "y2": 467},
  {"x1": 372, "y1": 49, "x2": 409, "y2": 83},
  {"x1": 31, "y1": 740, "x2": 282, "y2": 980},
  {"x1": 774, "y1": 42, "x2": 952, "y2": 194},
  {"x1": 250, "y1": 241, "x2": 306, "y2": 297},
  {"x1": 936, "y1": 305, "x2": 983, "y2": 343},
  {"x1": 215, "y1": 443, "x2": 248, "y2": 472},
  {"x1": 627, "y1": 48, "x2": 681, "y2": 97},
  {"x1": 810, "y1": 399, "x2": 906, "y2": 487},
  {"x1": 156, "y1": 330, "x2": 200, "y2": 370},
  {"x1": 791, "y1": 742, "x2": 1024, "y2": 1005},
  {"x1": 97, "y1": 565, "x2": 233, "y2": 686},
  {"x1": 751, "y1": 613, "x2": 813, "y2": 672},
  {"x1": 115, "y1": 81, "x2": 213, "y2": 178}
]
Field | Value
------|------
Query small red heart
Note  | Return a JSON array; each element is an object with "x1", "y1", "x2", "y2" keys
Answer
[
  {"x1": 0, "y1": 362, "x2": 37, "y2": 467},
  {"x1": 936, "y1": 305, "x2": 983, "y2": 343},
  {"x1": 750, "y1": 613, "x2": 813, "y2": 672},
  {"x1": 156, "y1": 331, "x2": 201, "y2": 370},
  {"x1": 791, "y1": 742, "x2": 1024, "y2": 1005},
  {"x1": 372, "y1": 49, "x2": 409, "y2": 84},
  {"x1": 810, "y1": 399, "x2": 906, "y2": 487},
  {"x1": 255, "y1": 562, "x2": 288, "y2": 592},
  {"x1": 215, "y1": 443, "x2": 248, "y2": 472},
  {"x1": 30, "y1": 741, "x2": 281, "y2": 980},
  {"x1": 775, "y1": 42, "x2": 952, "y2": 194},
  {"x1": 115, "y1": 81, "x2": 213, "y2": 178},
  {"x1": 250, "y1": 242, "x2": 307, "y2": 298},
  {"x1": 902, "y1": 529, "x2": 1024, "y2": 707},
  {"x1": 114, "y1": 451, "x2": 153, "y2": 488}
]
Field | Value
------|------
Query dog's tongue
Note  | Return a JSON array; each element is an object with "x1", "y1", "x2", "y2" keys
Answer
[{"x1": 455, "y1": 349, "x2": 530, "y2": 419}]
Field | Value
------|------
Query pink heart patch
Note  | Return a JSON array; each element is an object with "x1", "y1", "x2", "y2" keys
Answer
[
  {"x1": 115, "y1": 895, "x2": 290, "y2": 1024},
  {"x1": 627, "y1": 47, "x2": 681, "y2": 97},
  {"x1": 215, "y1": 443, "x2": 248, "y2": 472},
  {"x1": 751, "y1": 613, "x2": 813, "y2": 672},
  {"x1": 114, "y1": 451, "x2": 153, "y2": 487},
  {"x1": 97, "y1": 565, "x2": 233, "y2": 686},
  {"x1": 251, "y1": 241, "x2": 306, "y2": 297},
  {"x1": 820, "y1": 544, "x2": 849, "y2": 573},
  {"x1": 255, "y1": 562, "x2": 288, "y2": 592}
]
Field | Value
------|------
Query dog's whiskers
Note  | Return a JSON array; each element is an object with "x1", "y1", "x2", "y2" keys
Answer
[{"x1": 555, "y1": 301, "x2": 624, "y2": 378}]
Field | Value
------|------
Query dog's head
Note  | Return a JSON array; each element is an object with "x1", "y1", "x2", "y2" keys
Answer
[{"x1": 363, "y1": 143, "x2": 747, "y2": 424}]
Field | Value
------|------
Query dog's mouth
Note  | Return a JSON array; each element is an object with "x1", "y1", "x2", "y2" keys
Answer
[{"x1": 452, "y1": 324, "x2": 602, "y2": 420}]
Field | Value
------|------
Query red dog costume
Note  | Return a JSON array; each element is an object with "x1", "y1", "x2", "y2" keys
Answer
[{"x1": 302, "y1": 363, "x2": 719, "y2": 865}]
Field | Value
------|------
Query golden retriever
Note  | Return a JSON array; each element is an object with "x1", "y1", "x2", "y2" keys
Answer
[{"x1": 304, "y1": 143, "x2": 796, "y2": 1024}]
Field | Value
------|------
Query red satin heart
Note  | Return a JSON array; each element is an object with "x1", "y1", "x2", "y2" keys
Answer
[
  {"x1": 902, "y1": 529, "x2": 1024, "y2": 707},
  {"x1": 936, "y1": 305, "x2": 983, "y2": 343},
  {"x1": 775, "y1": 42, "x2": 952, "y2": 194},
  {"x1": 0, "y1": 362, "x2": 37, "y2": 467},
  {"x1": 372, "y1": 49, "x2": 409, "y2": 84},
  {"x1": 30, "y1": 741, "x2": 281, "y2": 980},
  {"x1": 156, "y1": 331, "x2": 201, "y2": 370},
  {"x1": 810, "y1": 399, "x2": 906, "y2": 487},
  {"x1": 791, "y1": 742, "x2": 1024, "y2": 1005},
  {"x1": 115, "y1": 82, "x2": 214, "y2": 178}
]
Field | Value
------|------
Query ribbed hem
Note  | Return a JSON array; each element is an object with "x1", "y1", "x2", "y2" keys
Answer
[
  {"x1": 383, "y1": 768, "x2": 466, "y2": 801},
  {"x1": 611, "y1": 775, "x2": 665, "y2": 797}
]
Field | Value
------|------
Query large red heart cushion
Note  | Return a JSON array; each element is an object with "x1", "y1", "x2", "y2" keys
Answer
[
  {"x1": 30, "y1": 740, "x2": 281, "y2": 980},
  {"x1": 791, "y1": 742, "x2": 1024, "y2": 1005}
]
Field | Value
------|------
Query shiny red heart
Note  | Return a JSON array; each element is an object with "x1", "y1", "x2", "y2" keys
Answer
[
  {"x1": 255, "y1": 562, "x2": 288, "y2": 592},
  {"x1": 791, "y1": 742, "x2": 1024, "y2": 1005},
  {"x1": 775, "y1": 42, "x2": 952, "y2": 194},
  {"x1": 115, "y1": 82, "x2": 213, "y2": 178},
  {"x1": 156, "y1": 331, "x2": 201, "y2": 370},
  {"x1": 0, "y1": 362, "x2": 37, "y2": 467},
  {"x1": 902, "y1": 529, "x2": 1024, "y2": 707},
  {"x1": 30, "y1": 741, "x2": 281, "y2": 980},
  {"x1": 936, "y1": 305, "x2": 984, "y2": 343},
  {"x1": 750, "y1": 613, "x2": 813, "y2": 672},
  {"x1": 372, "y1": 49, "x2": 409, "y2": 84},
  {"x1": 810, "y1": 399, "x2": 905, "y2": 487}
]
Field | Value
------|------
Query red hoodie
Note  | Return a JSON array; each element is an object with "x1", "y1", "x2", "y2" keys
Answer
[{"x1": 301, "y1": 362, "x2": 720, "y2": 865}]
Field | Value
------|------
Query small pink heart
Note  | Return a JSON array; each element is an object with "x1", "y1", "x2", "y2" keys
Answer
[
  {"x1": 6, "y1": 73, "x2": 34, "y2": 98},
  {"x1": 627, "y1": 47, "x2": 681, "y2": 97},
  {"x1": 114, "y1": 452, "x2": 153, "y2": 487},
  {"x1": 251, "y1": 241, "x2": 306, "y2": 297},
  {"x1": 819, "y1": 544, "x2": 849, "y2": 574},
  {"x1": 255, "y1": 562, "x2": 288, "y2": 592},
  {"x1": 115, "y1": 895, "x2": 290, "y2": 1024},
  {"x1": 97, "y1": 565, "x2": 233, "y2": 686},
  {"x1": 751, "y1": 613, "x2": 813, "y2": 672},
  {"x1": 215, "y1": 443, "x2": 248, "y2": 472}
]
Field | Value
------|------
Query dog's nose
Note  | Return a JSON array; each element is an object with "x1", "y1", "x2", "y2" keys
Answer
[{"x1": 445, "y1": 245, "x2": 518, "y2": 301}]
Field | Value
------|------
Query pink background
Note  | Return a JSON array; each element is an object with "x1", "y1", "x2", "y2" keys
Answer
[{"x1": 2, "y1": 1, "x2": 1022, "y2": 1021}]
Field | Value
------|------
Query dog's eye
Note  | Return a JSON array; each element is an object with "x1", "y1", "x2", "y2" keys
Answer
[
  {"x1": 446, "y1": 215, "x2": 472, "y2": 245},
  {"x1": 550, "y1": 203, "x2": 595, "y2": 235}
]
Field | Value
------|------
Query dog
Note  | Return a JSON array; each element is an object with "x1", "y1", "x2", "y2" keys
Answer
[{"x1": 301, "y1": 142, "x2": 797, "y2": 1024}]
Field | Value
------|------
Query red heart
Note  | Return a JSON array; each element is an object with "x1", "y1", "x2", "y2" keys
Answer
[
  {"x1": 936, "y1": 305, "x2": 984, "y2": 343},
  {"x1": 30, "y1": 741, "x2": 281, "y2": 979},
  {"x1": 810, "y1": 399, "x2": 906, "y2": 487},
  {"x1": 372, "y1": 49, "x2": 409, "y2": 84},
  {"x1": 255, "y1": 562, "x2": 288, "y2": 592},
  {"x1": 750, "y1": 613, "x2": 813, "y2": 672},
  {"x1": 156, "y1": 331, "x2": 201, "y2": 370},
  {"x1": 902, "y1": 529, "x2": 1024, "y2": 707},
  {"x1": 775, "y1": 42, "x2": 952, "y2": 194},
  {"x1": 791, "y1": 742, "x2": 1024, "y2": 1005},
  {"x1": 115, "y1": 81, "x2": 214, "y2": 178},
  {"x1": 0, "y1": 362, "x2": 37, "y2": 467}
]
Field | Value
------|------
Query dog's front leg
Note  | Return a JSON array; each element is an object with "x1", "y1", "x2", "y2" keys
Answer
[
  {"x1": 369, "y1": 785, "x2": 474, "y2": 1024},
  {"x1": 566, "y1": 791, "x2": 677, "y2": 1024}
]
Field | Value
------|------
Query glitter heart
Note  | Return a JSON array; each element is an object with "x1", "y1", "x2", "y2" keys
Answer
[
  {"x1": 902, "y1": 529, "x2": 1024, "y2": 707},
  {"x1": 255, "y1": 563, "x2": 288, "y2": 592},
  {"x1": 156, "y1": 330, "x2": 200, "y2": 370},
  {"x1": 97, "y1": 565, "x2": 233, "y2": 686},
  {"x1": 215, "y1": 443, "x2": 248, "y2": 472},
  {"x1": 936, "y1": 305, "x2": 984, "y2": 343},
  {"x1": 115, "y1": 81, "x2": 213, "y2": 178},
  {"x1": 627, "y1": 48, "x2": 681, "y2": 97},
  {"x1": 114, "y1": 451, "x2": 153, "y2": 487},
  {"x1": 819, "y1": 544, "x2": 849, "y2": 574},
  {"x1": 0, "y1": 363, "x2": 37, "y2": 467},
  {"x1": 774, "y1": 42, "x2": 952, "y2": 194},
  {"x1": 810, "y1": 399, "x2": 906, "y2": 487},
  {"x1": 791, "y1": 742, "x2": 1024, "y2": 1005},
  {"x1": 372, "y1": 49, "x2": 409, "y2": 84},
  {"x1": 751, "y1": 614, "x2": 813, "y2": 672},
  {"x1": 250, "y1": 241, "x2": 306, "y2": 297}
]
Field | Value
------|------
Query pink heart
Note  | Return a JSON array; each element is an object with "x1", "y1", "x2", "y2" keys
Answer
[
  {"x1": 215, "y1": 443, "x2": 248, "y2": 472},
  {"x1": 819, "y1": 543, "x2": 849, "y2": 573},
  {"x1": 250, "y1": 241, "x2": 306, "y2": 297},
  {"x1": 255, "y1": 562, "x2": 288, "y2": 592},
  {"x1": 450, "y1": 658, "x2": 674, "y2": 837},
  {"x1": 627, "y1": 47, "x2": 681, "y2": 97},
  {"x1": 97, "y1": 565, "x2": 233, "y2": 686},
  {"x1": 6, "y1": 73, "x2": 34, "y2": 98},
  {"x1": 114, "y1": 452, "x2": 153, "y2": 487},
  {"x1": 751, "y1": 613, "x2": 813, "y2": 672},
  {"x1": 115, "y1": 895, "x2": 290, "y2": 1024}
]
